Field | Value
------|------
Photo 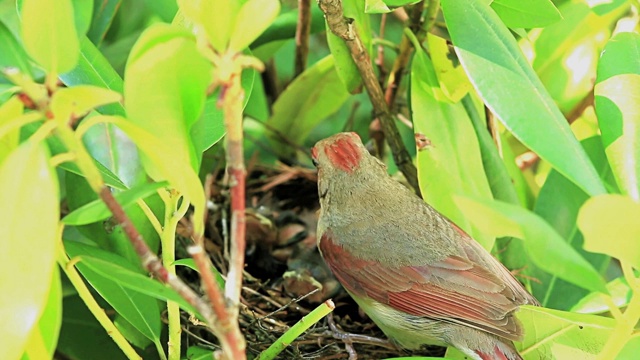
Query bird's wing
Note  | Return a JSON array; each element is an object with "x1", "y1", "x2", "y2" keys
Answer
[{"x1": 319, "y1": 230, "x2": 532, "y2": 341}]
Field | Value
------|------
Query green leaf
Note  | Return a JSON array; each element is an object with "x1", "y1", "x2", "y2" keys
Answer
[
  {"x1": 428, "y1": 34, "x2": 472, "y2": 102},
  {"x1": 142, "y1": 0, "x2": 178, "y2": 23},
  {"x1": 571, "y1": 276, "x2": 632, "y2": 314},
  {"x1": 365, "y1": 0, "x2": 390, "y2": 13},
  {"x1": 70, "y1": 250, "x2": 200, "y2": 317},
  {"x1": 22, "y1": 267, "x2": 62, "y2": 360},
  {"x1": 251, "y1": 6, "x2": 326, "y2": 49},
  {"x1": 0, "y1": 141, "x2": 58, "y2": 360},
  {"x1": 87, "y1": 115, "x2": 205, "y2": 232},
  {"x1": 267, "y1": 55, "x2": 350, "y2": 159},
  {"x1": 454, "y1": 195, "x2": 608, "y2": 294},
  {"x1": 66, "y1": 241, "x2": 163, "y2": 347},
  {"x1": 410, "y1": 42, "x2": 494, "y2": 249},
  {"x1": 594, "y1": 32, "x2": 640, "y2": 201},
  {"x1": 0, "y1": 20, "x2": 33, "y2": 77},
  {"x1": 578, "y1": 194, "x2": 640, "y2": 269},
  {"x1": 327, "y1": 0, "x2": 370, "y2": 93},
  {"x1": 178, "y1": 0, "x2": 240, "y2": 52},
  {"x1": 57, "y1": 295, "x2": 124, "y2": 359},
  {"x1": 50, "y1": 86, "x2": 122, "y2": 121},
  {"x1": 326, "y1": 28, "x2": 362, "y2": 93},
  {"x1": 173, "y1": 258, "x2": 225, "y2": 289},
  {"x1": 60, "y1": 37, "x2": 125, "y2": 117},
  {"x1": 531, "y1": 136, "x2": 612, "y2": 309},
  {"x1": 87, "y1": 0, "x2": 122, "y2": 45},
  {"x1": 191, "y1": 64, "x2": 255, "y2": 154},
  {"x1": 516, "y1": 305, "x2": 616, "y2": 358},
  {"x1": 63, "y1": 181, "x2": 168, "y2": 225},
  {"x1": 124, "y1": 23, "x2": 212, "y2": 172},
  {"x1": 490, "y1": 0, "x2": 561, "y2": 28},
  {"x1": 229, "y1": 0, "x2": 280, "y2": 52},
  {"x1": 21, "y1": 0, "x2": 79, "y2": 73},
  {"x1": 532, "y1": 2, "x2": 620, "y2": 114},
  {"x1": 440, "y1": 0, "x2": 606, "y2": 196},
  {"x1": 0, "y1": 96, "x2": 23, "y2": 162},
  {"x1": 72, "y1": 0, "x2": 93, "y2": 37}
]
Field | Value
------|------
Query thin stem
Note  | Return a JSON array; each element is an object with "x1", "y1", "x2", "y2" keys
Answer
[
  {"x1": 162, "y1": 192, "x2": 189, "y2": 360},
  {"x1": 294, "y1": 0, "x2": 312, "y2": 77},
  {"x1": 424, "y1": 0, "x2": 441, "y2": 32},
  {"x1": 256, "y1": 300, "x2": 335, "y2": 360},
  {"x1": 597, "y1": 262, "x2": 640, "y2": 359},
  {"x1": 57, "y1": 237, "x2": 141, "y2": 360},
  {"x1": 318, "y1": 0, "x2": 420, "y2": 194}
]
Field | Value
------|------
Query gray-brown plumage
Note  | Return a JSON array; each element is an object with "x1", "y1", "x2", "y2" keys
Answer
[{"x1": 312, "y1": 132, "x2": 538, "y2": 360}]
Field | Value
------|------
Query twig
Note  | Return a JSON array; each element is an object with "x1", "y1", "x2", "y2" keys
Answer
[
  {"x1": 295, "y1": 0, "x2": 312, "y2": 77},
  {"x1": 259, "y1": 289, "x2": 320, "y2": 321},
  {"x1": 318, "y1": 0, "x2": 420, "y2": 194},
  {"x1": 96, "y1": 187, "x2": 245, "y2": 355},
  {"x1": 383, "y1": 2, "x2": 424, "y2": 109},
  {"x1": 326, "y1": 313, "x2": 397, "y2": 350},
  {"x1": 328, "y1": 314, "x2": 357, "y2": 360},
  {"x1": 424, "y1": 0, "x2": 441, "y2": 32},
  {"x1": 375, "y1": 13, "x2": 388, "y2": 82}
]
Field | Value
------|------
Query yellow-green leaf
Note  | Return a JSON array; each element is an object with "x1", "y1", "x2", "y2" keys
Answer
[
  {"x1": 578, "y1": 194, "x2": 640, "y2": 268},
  {"x1": 0, "y1": 141, "x2": 59, "y2": 360},
  {"x1": 50, "y1": 86, "x2": 122, "y2": 123},
  {"x1": 124, "y1": 24, "x2": 212, "y2": 172},
  {"x1": 229, "y1": 0, "x2": 280, "y2": 52},
  {"x1": 21, "y1": 0, "x2": 79, "y2": 74},
  {"x1": 0, "y1": 96, "x2": 24, "y2": 163}
]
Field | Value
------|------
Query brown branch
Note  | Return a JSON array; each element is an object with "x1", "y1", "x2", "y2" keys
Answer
[
  {"x1": 295, "y1": 0, "x2": 312, "y2": 77},
  {"x1": 98, "y1": 187, "x2": 245, "y2": 359},
  {"x1": 318, "y1": 0, "x2": 420, "y2": 194}
]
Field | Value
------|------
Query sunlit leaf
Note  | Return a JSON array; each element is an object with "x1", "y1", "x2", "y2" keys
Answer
[
  {"x1": 0, "y1": 96, "x2": 23, "y2": 162},
  {"x1": 411, "y1": 42, "x2": 494, "y2": 249},
  {"x1": 578, "y1": 194, "x2": 640, "y2": 269},
  {"x1": 21, "y1": 0, "x2": 79, "y2": 73},
  {"x1": 594, "y1": 32, "x2": 640, "y2": 201},
  {"x1": 454, "y1": 195, "x2": 607, "y2": 294},
  {"x1": 22, "y1": 267, "x2": 62, "y2": 359},
  {"x1": 229, "y1": 0, "x2": 280, "y2": 52},
  {"x1": 441, "y1": 0, "x2": 606, "y2": 196},
  {"x1": 517, "y1": 306, "x2": 616, "y2": 358},
  {"x1": 0, "y1": 141, "x2": 58, "y2": 360},
  {"x1": 125, "y1": 23, "x2": 212, "y2": 172},
  {"x1": 491, "y1": 0, "x2": 561, "y2": 28},
  {"x1": 178, "y1": 0, "x2": 240, "y2": 51},
  {"x1": 50, "y1": 86, "x2": 122, "y2": 122},
  {"x1": 571, "y1": 276, "x2": 632, "y2": 314}
]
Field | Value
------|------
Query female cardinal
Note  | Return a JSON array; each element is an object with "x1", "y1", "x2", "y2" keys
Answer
[{"x1": 311, "y1": 132, "x2": 538, "y2": 360}]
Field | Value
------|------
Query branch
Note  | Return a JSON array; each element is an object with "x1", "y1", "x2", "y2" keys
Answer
[
  {"x1": 318, "y1": 0, "x2": 420, "y2": 194},
  {"x1": 295, "y1": 0, "x2": 312, "y2": 77},
  {"x1": 97, "y1": 187, "x2": 244, "y2": 359}
]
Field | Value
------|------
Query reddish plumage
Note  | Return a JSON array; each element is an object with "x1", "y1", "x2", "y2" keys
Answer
[
  {"x1": 321, "y1": 132, "x2": 362, "y2": 173},
  {"x1": 313, "y1": 132, "x2": 536, "y2": 360}
]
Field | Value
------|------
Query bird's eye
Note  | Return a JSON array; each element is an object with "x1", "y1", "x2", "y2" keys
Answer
[{"x1": 312, "y1": 158, "x2": 319, "y2": 167}]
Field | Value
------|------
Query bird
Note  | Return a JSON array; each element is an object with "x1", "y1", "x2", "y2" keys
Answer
[{"x1": 311, "y1": 132, "x2": 538, "y2": 360}]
